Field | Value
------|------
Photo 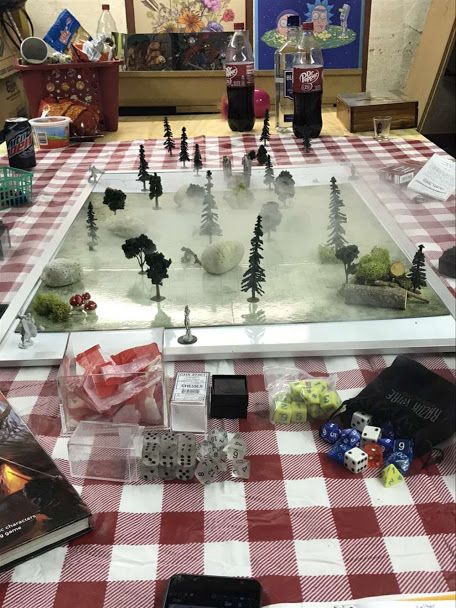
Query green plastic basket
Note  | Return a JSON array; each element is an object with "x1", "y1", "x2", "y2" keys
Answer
[{"x1": 0, "y1": 166, "x2": 32, "y2": 209}]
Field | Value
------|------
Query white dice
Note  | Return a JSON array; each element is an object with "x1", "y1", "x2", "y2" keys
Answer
[
  {"x1": 344, "y1": 447, "x2": 368, "y2": 473},
  {"x1": 351, "y1": 411, "x2": 373, "y2": 432},
  {"x1": 361, "y1": 425, "x2": 381, "y2": 447}
]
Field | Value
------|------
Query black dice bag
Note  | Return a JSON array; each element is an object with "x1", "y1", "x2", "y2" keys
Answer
[{"x1": 336, "y1": 356, "x2": 456, "y2": 458}]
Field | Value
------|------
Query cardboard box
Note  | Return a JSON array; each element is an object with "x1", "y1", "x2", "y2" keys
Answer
[
  {"x1": 0, "y1": 24, "x2": 19, "y2": 80},
  {"x1": 336, "y1": 92, "x2": 418, "y2": 133},
  {"x1": 0, "y1": 72, "x2": 27, "y2": 125}
]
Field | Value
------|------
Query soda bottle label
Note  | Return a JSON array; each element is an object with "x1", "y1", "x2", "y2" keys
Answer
[
  {"x1": 225, "y1": 62, "x2": 254, "y2": 87},
  {"x1": 292, "y1": 66, "x2": 323, "y2": 93}
]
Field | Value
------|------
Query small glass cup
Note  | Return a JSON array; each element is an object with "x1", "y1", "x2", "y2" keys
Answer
[{"x1": 373, "y1": 116, "x2": 392, "y2": 140}]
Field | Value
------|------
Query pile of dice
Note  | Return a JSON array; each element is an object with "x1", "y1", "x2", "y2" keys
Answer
[
  {"x1": 320, "y1": 411, "x2": 414, "y2": 486},
  {"x1": 272, "y1": 378, "x2": 341, "y2": 424},
  {"x1": 141, "y1": 429, "x2": 250, "y2": 484}
]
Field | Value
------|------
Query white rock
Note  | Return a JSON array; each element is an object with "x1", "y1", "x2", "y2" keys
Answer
[
  {"x1": 105, "y1": 216, "x2": 143, "y2": 239},
  {"x1": 201, "y1": 240, "x2": 244, "y2": 275},
  {"x1": 41, "y1": 258, "x2": 82, "y2": 287}
]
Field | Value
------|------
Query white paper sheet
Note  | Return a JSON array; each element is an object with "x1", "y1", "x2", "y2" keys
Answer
[{"x1": 407, "y1": 153, "x2": 456, "y2": 201}]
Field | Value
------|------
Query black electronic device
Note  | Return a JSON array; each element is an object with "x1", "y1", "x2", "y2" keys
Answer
[{"x1": 163, "y1": 574, "x2": 262, "y2": 608}]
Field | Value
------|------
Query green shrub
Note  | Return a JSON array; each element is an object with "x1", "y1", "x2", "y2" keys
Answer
[
  {"x1": 356, "y1": 247, "x2": 391, "y2": 283},
  {"x1": 318, "y1": 244, "x2": 338, "y2": 264},
  {"x1": 49, "y1": 301, "x2": 71, "y2": 323},
  {"x1": 33, "y1": 293, "x2": 71, "y2": 322}
]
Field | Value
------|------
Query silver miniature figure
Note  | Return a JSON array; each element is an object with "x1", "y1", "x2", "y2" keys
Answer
[
  {"x1": 178, "y1": 305, "x2": 197, "y2": 345},
  {"x1": 17, "y1": 313, "x2": 38, "y2": 349},
  {"x1": 88, "y1": 165, "x2": 102, "y2": 183}
]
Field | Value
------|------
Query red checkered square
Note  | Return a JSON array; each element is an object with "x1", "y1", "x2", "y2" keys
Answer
[
  {"x1": 340, "y1": 537, "x2": 394, "y2": 574},
  {"x1": 245, "y1": 481, "x2": 288, "y2": 510},
  {"x1": 407, "y1": 473, "x2": 455, "y2": 504},
  {"x1": 375, "y1": 505, "x2": 426, "y2": 537},
  {"x1": 250, "y1": 540, "x2": 298, "y2": 576},
  {"x1": 204, "y1": 509, "x2": 249, "y2": 542},
  {"x1": 257, "y1": 575, "x2": 302, "y2": 605},
  {"x1": 156, "y1": 543, "x2": 204, "y2": 579},
  {"x1": 396, "y1": 571, "x2": 449, "y2": 594},
  {"x1": 318, "y1": 452, "x2": 357, "y2": 480},
  {"x1": 244, "y1": 430, "x2": 279, "y2": 455},
  {"x1": 114, "y1": 513, "x2": 161, "y2": 545},
  {"x1": 429, "y1": 534, "x2": 456, "y2": 571},
  {"x1": 289, "y1": 507, "x2": 337, "y2": 540},
  {"x1": 1, "y1": 582, "x2": 58, "y2": 608},
  {"x1": 332, "y1": 506, "x2": 381, "y2": 539},
  {"x1": 349, "y1": 573, "x2": 400, "y2": 598},
  {"x1": 60, "y1": 545, "x2": 112, "y2": 581},
  {"x1": 416, "y1": 503, "x2": 456, "y2": 535},
  {"x1": 54, "y1": 582, "x2": 107, "y2": 608},
  {"x1": 247, "y1": 455, "x2": 283, "y2": 482},
  {"x1": 247, "y1": 509, "x2": 293, "y2": 542},
  {"x1": 162, "y1": 481, "x2": 204, "y2": 512},
  {"x1": 81, "y1": 482, "x2": 123, "y2": 514},
  {"x1": 299, "y1": 575, "x2": 352, "y2": 602},
  {"x1": 280, "y1": 454, "x2": 323, "y2": 479},
  {"x1": 159, "y1": 511, "x2": 204, "y2": 544}
]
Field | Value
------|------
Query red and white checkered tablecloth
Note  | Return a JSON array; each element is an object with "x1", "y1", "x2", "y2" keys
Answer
[{"x1": 0, "y1": 136, "x2": 455, "y2": 608}]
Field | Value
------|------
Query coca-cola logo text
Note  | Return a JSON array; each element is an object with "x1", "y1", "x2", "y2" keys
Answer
[
  {"x1": 8, "y1": 132, "x2": 32, "y2": 158},
  {"x1": 299, "y1": 70, "x2": 320, "y2": 84},
  {"x1": 225, "y1": 65, "x2": 238, "y2": 79}
]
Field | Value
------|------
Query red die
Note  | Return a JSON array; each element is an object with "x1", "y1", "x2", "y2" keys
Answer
[{"x1": 363, "y1": 442, "x2": 384, "y2": 468}]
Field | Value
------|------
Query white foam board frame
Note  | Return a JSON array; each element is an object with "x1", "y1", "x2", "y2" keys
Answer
[{"x1": 0, "y1": 165, "x2": 454, "y2": 366}]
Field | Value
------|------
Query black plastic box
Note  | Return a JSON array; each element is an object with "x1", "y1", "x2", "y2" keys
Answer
[{"x1": 210, "y1": 375, "x2": 248, "y2": 419}]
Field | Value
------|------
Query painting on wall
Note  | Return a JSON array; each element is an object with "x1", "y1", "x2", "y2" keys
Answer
[
  {"x1": 132, "y1": 0, "x2": 246, "y2": 34},
  {"x1": 254, "y1": 0, "x2": 368, "y2": 70}
]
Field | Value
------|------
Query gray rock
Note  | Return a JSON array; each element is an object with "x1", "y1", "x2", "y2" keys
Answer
[
  {"x1": 201, "y1": 240, "x2": 244, "y2": 275},
  {"x1": 105, "y1": 216, "x2": 143, "y2": 239},
  {"x1": 41, "y1": 258, "x2": 82, "y2": 287}
]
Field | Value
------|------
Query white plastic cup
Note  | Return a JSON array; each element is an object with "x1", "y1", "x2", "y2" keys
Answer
[{"x1": 28, "y1": 116, "x2": 71, "y2": 150}]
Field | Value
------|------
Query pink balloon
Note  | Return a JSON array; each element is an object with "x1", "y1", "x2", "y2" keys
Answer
[{"x1": 254, "y1": 88, "x2": 271, "y2": 119}]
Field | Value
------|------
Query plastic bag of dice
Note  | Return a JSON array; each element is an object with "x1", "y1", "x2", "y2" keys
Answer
[{"x1": 264, "y1": 365, "x2": 340, "y2": 424}]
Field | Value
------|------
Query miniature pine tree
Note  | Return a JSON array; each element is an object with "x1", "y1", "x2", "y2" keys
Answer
[
  {"x1": 179, "y1": 127, "x2": 190, "y2": 167},
  {"x1": 137, "y1": 144, "x2": 149, "y2": 190},
  {"x1": 122, "y1": 234, "x2": 156, "y2": 274},
  {"x1": 260, "y1": 109, "x2": 270, "y2": 146},
  {"x1": 145, "y1": 250, "x2": 172, "y2": 302},
  {"x1": 200, "y1": 177, "x2": 222, "y2": 244},
  {"x1": 86, "y1": 201, "x2": 98, "y2": 251},
  {"x1": 407, "y1": 244, "x2": 427, "y2": 292},
  {"x1": 193, "y1": 143, "x2": 203, "y2": 175},
  {"x1": 103, "y1": 187, "x2": 126, "y2": 215},
  {"x1": 149, "y1": 173, "x2": 163, "y2": 210},
  {"x1": 264, "y1": 155, "x2": 274, "y2": 190},
  {"x1": 241, "y1": 215, "x2": 266, "y2": 303},
  {"x1": 256, "y1": 144, "x2": 268, "y2": 166},
  {"x1": 327, "y1": 176, "x2": 347, "y2": 251},
  {"x1": 336, "y1": 245, "x2": 359, "y2": 283},
  {"x1": 206, "y1": 170, "x2": 213, "y2": 193},
  {"x1": 163, "y1": 116, "x2": 175, "y2": 156},
  {"x1": 302, "y1": 132, "x2": 312, "y2": 153},
  {"x1": 260, "y1": 201, "x2": 282, "y2": 240}
]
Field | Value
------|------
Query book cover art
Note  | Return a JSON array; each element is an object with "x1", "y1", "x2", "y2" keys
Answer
[{"x1": 0, "y1": 394, "x2": 91, "y2": 563}]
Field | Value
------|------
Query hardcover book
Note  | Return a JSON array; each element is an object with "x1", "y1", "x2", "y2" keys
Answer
[{"x1": 0, "y1": 392, "x2": 92, "y2": 570}]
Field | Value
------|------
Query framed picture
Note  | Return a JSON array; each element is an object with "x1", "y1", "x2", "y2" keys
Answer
[
  {"x1": 126, "y1": 0, "x2": 247, "y2": 34},
  {"x1": 254, "y1": 0, "x2": 370, "y2": 71}
]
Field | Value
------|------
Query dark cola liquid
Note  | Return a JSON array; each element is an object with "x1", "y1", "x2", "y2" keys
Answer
[
  {"x1": 227, "y1": 85, "x2": 255, "y2": 132},
  {"x1": 293, "y1": 90, "x2": 323, "y2": 138}
]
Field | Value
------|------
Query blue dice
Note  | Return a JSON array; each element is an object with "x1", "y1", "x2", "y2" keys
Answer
[
  {"x1": 328, "y1": 440, "x2": 350, "y2": 465},
  {"x1": 394, "y1": 439, "x2": 414, "y2": 459},
  {"x1": 378, "y1": 437, "x2": 394, "y2": 457},
  {"x1": 340, "y1": 428, "x2": 361, "y2": 447},
  {"x1": 320, "y1": 422, "x2": 341, "y2": 444},
  {"x1": 385, "y1": 451, "x2": 411, "y2": 475}
]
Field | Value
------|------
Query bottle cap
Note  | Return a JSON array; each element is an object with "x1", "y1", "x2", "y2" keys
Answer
[
  {"x1": 234, "y1": 23, "x2": 245, "y2": 31},
  {"x1": 303, "y1": 21, "x2": 314, "y2": 30},
  {"x1": 287, "y1": 15, "x2": 300, "y2": 27},
  {"x1": 102, "y1": 4, "x2": 110, "y2": 9}
]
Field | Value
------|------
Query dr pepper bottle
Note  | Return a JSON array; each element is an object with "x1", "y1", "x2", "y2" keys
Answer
[
  {"x1": 225, "y1": 23, "x2": 255, "y2": 132},
  {"x1": 1, "y1": 117, "x2": 36, "y2": 169}
]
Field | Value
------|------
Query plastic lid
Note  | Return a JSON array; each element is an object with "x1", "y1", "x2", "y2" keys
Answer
[
  {"x1": 303, "y1": 21, "x2": 314, "y2": 30},
  {"x1": 234, "y1": 23, "x2": 245, "y2": 30},
  {"x1": 102, "y1": 4, "x2": 110, "y2": 9},
  {"x1": 287, "y1": 15, "x2": 300, "y2": 27}
]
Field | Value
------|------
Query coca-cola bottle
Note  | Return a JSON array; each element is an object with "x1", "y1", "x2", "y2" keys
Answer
[
  {"x1": 225, "y1": 23, "x2": 255, "y2": 132},
  {"x1": 292, "y1": 22, "x2": 323, "y2": 139}
]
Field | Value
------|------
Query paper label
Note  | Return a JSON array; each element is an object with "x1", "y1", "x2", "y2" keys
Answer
[
  {"x1": 407, "y1": 153, "x2": 456, "y2": 201},
  {"x1": 284, "y1": 69, "x2": 293, "y2": 100},
  {"x1": 225, "y1": 62, "x2": 254, "y2": 87},
  {"x1": 293, "y1": 66, "x2": 323, "y2": 93},
  {"x1": 172, "y1": 372, "x2": 209, "y2": 403}
]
